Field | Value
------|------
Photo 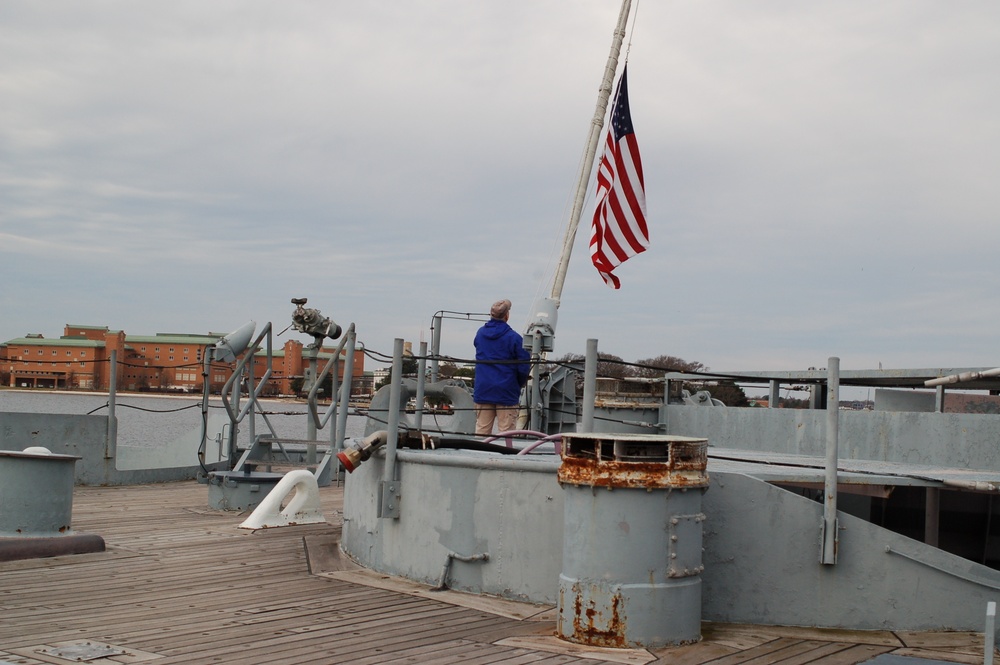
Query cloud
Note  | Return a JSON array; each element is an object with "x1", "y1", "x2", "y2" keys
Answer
[{"x1": 2, "y1": 1, "x2": 999, "y2": 377}]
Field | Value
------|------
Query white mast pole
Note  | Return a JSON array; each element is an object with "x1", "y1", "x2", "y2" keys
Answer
[{"x1": 549, "y1": 0, "x2": 633, "y2": 305}]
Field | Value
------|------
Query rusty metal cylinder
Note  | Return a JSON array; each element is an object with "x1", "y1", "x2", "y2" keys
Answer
[{"x1": 556, "y1": 433, "x2": 709, "y2": 649}]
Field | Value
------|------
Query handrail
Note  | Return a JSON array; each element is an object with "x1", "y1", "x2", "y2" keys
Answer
[
  {"x1": 885, "y1": 545, "x2": 1000, "y2": 591},
  {"x1": 221, "y1": 322, "x2": 273, "y2": 423},
  {"x1": 308, "y1": 322, "x2": 355, "y2": 430}
]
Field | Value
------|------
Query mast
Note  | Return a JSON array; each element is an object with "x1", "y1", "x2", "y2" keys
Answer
[{"x1": 549, "y1": 0, "x2": 633, "y2": 306}]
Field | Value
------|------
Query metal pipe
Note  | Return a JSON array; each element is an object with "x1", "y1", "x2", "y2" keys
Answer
[
  {"x1": 528, "y1": 332, "x2": 543, "y2": 432},
  {"x1": 384, "y1": 339, "x2": 404, "y2": 483},
  {"x1": 246, "y1": 353, "x2": 256, "y2": 447},
  {"x1": 581, "y1": 339, "x2": 598, "y2": 432},
  {"x1": 106, "y1": 349, "x2": 117, "y2": 460},
  {"x1": 986, "y1": 602, "x2": 996, "y2": 665},
  {"x1": 197, "y1": 350, "x2": 213, "y2": 471},
  {"x1": 658, "y1": 375, "x2": 670, "y2": 432},
  {"x1": 925, "y1": 366, "x2": 1000, "y2": 387},
  {"x1": 430, "y1": 312, "x2": 442, "y2": 383},
  {"x1": 414, "y1": 341, "x2": 428, "y2": 433},
  {"x1": 769, "y1": 380, "x2": 780, "y2": 408},
  {"x1": 309, "y1": 327, "x2": 353, "y2": 429},
  {"x1": 395, "y1": 448, "x2": 561, "y2": 473},
  {"x1": 217, "y1": 323, "x2": 273, "y2": 466},
  {"x1": 935, "y1": 385, "x2": 945, "y2": 413},
  {"x1": 925, "y1": 487, "x2": 940, "y2": 548},
  {"x1": 306, "y1": 348, "x2": 317, "y2": 466},
  {"x1": 335, "y1": 327, "x2": 357, "y2": 455},
  {"x1": 431, "y1": 551, "x2": 490, "y2": 591},
  {"x1": 220, "y1": 323, "x2": 273, "y2": 422},
  {"x1": 821, "y1": 356, "x2": 840, "y2": 565},
  {"x1": 550, "y1": 0, "x2": 634, "y2": 304}
]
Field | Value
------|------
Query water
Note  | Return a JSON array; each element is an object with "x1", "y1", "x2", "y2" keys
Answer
[{"x1": 0, "y1": 390, "x2": 370, "y2": 449}]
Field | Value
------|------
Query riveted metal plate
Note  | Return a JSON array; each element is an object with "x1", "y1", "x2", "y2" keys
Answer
[
  {"x1": 40, "y1": 642, "x2": 128, "y2": 661},
  {"x1": 668, "y1": 512, "x2": 706, "y2": 578}
]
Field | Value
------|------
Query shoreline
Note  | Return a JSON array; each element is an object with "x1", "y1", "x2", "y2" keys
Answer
[{"x1": 0, "y1": 386, "x2": 308, "y2": 404}]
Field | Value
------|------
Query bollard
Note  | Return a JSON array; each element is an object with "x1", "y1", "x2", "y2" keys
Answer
[
  {"x1": 0, "y1": 447, "x2": 80, "y2": 536},
  {"x1": 556, "y1": 433, "x2": 709, "y2": 649},
  {"x1": 0, "y1": 447, "x2": 105, "y2": 561}
]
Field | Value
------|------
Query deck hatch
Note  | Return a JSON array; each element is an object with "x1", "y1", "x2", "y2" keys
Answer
[{"x1": 39, "y1": 642, "x2": 128, "y2": 661}]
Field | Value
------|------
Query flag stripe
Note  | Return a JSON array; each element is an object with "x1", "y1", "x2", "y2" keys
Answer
[{"x1": 590, "y1": 65, "x2": 648, "y2": 290}]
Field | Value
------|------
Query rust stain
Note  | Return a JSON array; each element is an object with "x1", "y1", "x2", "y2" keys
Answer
[
  {"x1": 558, "y1": 435, "x2": 709, "y2": 489},
  {"x1": 557, "y1": 455, "x2": 708, "y2": 490},
  {"x1": 568, "y1": 591, "x2": 628, "y2": 648}
]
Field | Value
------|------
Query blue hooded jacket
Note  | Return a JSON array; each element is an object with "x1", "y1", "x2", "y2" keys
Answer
[{"x1": 473, "y1": 319, "x2": 531, "y2": 406}]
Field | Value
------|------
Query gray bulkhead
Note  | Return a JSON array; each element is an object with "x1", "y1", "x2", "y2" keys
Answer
[{"x1": 340, "y1": 444, "x2": 1000, "y2": 632}]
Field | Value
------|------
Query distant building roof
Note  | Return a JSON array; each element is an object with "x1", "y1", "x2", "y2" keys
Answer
[
  {"x1": 5, "y1": 337, "x2": 104, "y2": 348},
  {"x1": 125, "y1": 333, "x2": 223, "y2": 345}
]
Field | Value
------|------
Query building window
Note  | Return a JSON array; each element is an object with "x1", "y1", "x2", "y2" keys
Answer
[
  {"x1": 52, "y1": 350, "x2": 57, "y2": 356},
  {"x1": 37, "y1": 350, "x2": 43, "y2": 355}
]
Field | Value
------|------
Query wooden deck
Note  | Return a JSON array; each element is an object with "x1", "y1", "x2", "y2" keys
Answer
[{"x1": 0, "y1": 480, "x2": 993, "y2": 665}]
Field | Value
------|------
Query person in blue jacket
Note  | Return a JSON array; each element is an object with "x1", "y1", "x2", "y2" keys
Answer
[{"x1": 473, "y1": 299, "x2": 531, "y2": 435}]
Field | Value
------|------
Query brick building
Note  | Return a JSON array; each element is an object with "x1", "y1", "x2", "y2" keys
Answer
[{"x1": 0, "y1": 324, "x2": 365, "y2": 396}]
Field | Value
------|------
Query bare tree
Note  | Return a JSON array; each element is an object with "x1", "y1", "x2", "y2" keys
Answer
[
  {"x1": 552, "y1": 352, "x2": 634, "y2": 379},
  {"x1": 632, "y1": 355, "x2": 707, "y2": 378}
]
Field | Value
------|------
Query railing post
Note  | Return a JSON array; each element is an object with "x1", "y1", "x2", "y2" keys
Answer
[
  {"x1": 986, "y1": 601, "x2": 996, "y2": 665},
  {"x1": 430, "y1": 313, "x2": 442, "y2": 384},
  {"x1": 528, "y1": 333, "x2": 543, "y2": 432},
  {"x1": 821, "y1": 356, "x2": 840, "y2": 564},
  {"x1": 334, "y1": 327, "x2": 357, "y2": 456},
  {"x1": 106, "y1": 350, "x2": 117, "y2": 460},
  {"x1": 925, "y1": 488, "x2": 940, "y2": 547},
  {"x1": 414, "y1": 341, "x2": 427, "y2": 433},
  {"x1": 581, "y1": 339, "x2": 598, "y2": 432},
  {"x1": 379, "y1": 338, "x2": 404, "y2": 519},
  {"x1": 305, "y1": 347, "x2": 318, "y2": 465}
]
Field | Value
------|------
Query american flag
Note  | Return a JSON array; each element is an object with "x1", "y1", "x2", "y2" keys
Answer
[{"x1": 590, "y1": 65, "x2": 648, "y2": 289}]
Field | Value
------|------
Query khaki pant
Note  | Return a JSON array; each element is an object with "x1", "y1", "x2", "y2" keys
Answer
[{"x1": 475, "y1": 404, "x2": 519, "y2": 435}]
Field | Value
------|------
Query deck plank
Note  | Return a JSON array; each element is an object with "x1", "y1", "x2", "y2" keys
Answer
[{"x1": 0, "y1": 480, "x2": 991, "y2": 665}]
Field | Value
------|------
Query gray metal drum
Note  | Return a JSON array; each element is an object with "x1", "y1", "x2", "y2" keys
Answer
[
  {"x1": 557, "y1": 433, "x2": 709, "y2": 649},
  {"x1": 0, "y1": 448, "x2": 80, "y2": 537}
]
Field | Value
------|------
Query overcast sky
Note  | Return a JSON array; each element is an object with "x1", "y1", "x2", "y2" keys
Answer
[{"x1": 3, "y1": 1, "x2": 999, "y2": 379}]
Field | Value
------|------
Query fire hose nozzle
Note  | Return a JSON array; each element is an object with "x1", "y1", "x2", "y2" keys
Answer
[{"x1": 337, "y1": 431, "x2": 389, "y2": 473}]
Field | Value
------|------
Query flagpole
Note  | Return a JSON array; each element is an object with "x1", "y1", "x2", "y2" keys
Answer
[{"x1": 549, "y1": 0, "x2": 633, "y2": 306}]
